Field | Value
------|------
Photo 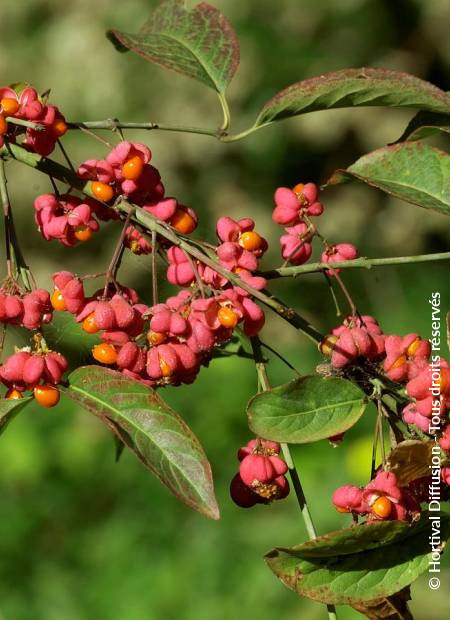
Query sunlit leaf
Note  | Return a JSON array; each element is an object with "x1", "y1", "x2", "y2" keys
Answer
[
  {"x1": 247, "y1": 375, "x2": 367, "y2": 443},
  {"x1": 66, "y1": 366, "x2": 219, "y2": 519},
  {"x1": 255, "y1": 68, "x2": 450, "y2": 127},
  {"x1": 107, "y1": 0, "x2": 239, "y2": 93},
  {"x1": 327, "y1": 142, "x2": 450, "y2": 215}
]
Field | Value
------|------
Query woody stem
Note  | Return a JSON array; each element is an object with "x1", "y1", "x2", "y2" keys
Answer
[{"x1": 103, "y1": 211, "x2": 131, "y2": 297}]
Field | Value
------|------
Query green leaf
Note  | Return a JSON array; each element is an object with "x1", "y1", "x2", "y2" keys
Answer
[
  {"x1": 0, "y1": 396, "x2": 32, "y2": 436},
  {"x1": 396, "y1": 111, "x2": 450, "y2": 142},
  {"x1": 113, "y1": 434, "x2": 125, "y2": 463},
  {"x1": 327, "y1": 142, "x2": 450, "y2": 215},
  {"x1": 284, "y1": 519, "x2": 421, "y2": 558},
  {"x1": 247, "y1": 375, "x2": 367, "y2": 443},
  {"x1": 65, "y1": 366, "x2": 219, "y2": 520},
  {"x1": 255, "y1": 68, "x2": 450, "y2": 127},
  {"x1": 42, "y1": 311, "x2": 100, "y2": 367},
  {"x1": 265, "y1": 513, "x2": 450, "y2": 605},
  {"x1": 107, "y1": 0, "x2": 239, "y2": 93}
]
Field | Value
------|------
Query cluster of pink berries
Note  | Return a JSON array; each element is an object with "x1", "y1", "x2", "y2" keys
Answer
[
  {"x1": 33, "y1": 140, "x2": 197, "y2": 250},
  {"x1": 0, "y1": 348, "x2": 67, "y2": 393},
  {"x1": 334, "y1": 467, "x2": 450, "y2": 523},
  {"x1": 402, "y1": 359, "x2": 450, "y2": 433},
  {"x1": 230, "y1": 438, "x2": 290, "y2": 508},
  {"x1": 5, "y1": 139, "x2": 273, "y2": 404},
  {"x1": 48, "y1": 257, "x2": 265, "y2": 386},
  {"x1": 272, "y1": 182, "x2": 357, "y2": 270},
  {"x1": 0, "y1": 85, "x2": 67, "y2": 155},
  {"x1": 320, "y1": 314, "x2": 450, "y2": 443},
  {"x1": 0, "y1": 336, "x2": 68, "y2": 408},
  {"x1": 332, "y1": 470, "x2": 421, "y2": 522},
  {"x1": 0, "y1": 287, "x2": 52, "y2": 330},
  {"x1": 0, "y1": 275, "x2": 69, "y2": 407},
  {"x1": 34, "y1": 193, "x2": 117, "y2": 247},
  {"x1": 321, "y1": 314, "x2": 385, "y2": 369}
]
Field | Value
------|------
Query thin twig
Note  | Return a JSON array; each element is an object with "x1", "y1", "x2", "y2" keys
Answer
[
  {"x1": 151, "y1": 230, "x2": 158, "y2": 306},
  {"x1": 371, "y1": 413, "x2": 380, "y2": 479},
  {"x1": 103, "y1": 212, "x2": 132, "y2": 297},
  {"x1": 49, "y1": 175, "x2": 60, "y2": 196},
  {"x1": 6, "y1": 117, "x2": 45, "y2": 131},
  {"x1": 377, "y1": 400, "x2": 386, "y2": 468},
  {"x1": 261, "y1": 251, "x2": 450, "y2": 279},
  {"x1": 78, "y1": 125, "x2": 112, "y2": 147},
  {"x1": 0, "y1": 160, "x2": 34, "y2": 289},
  {"x1": 57, "y1": 139, "x2": 75, "y2": 172},
  {"x1": 0, "y1": 160, "x2": 13, "y2": 278},
  {"x1": 250, "y1": 336, "x2": 337, "y2": 620},
  {"x1": 68, "y1": 118, "x2": 222, "y2": 138},
  {"x1": 182, "y1": 250, "x2": 205, "y2": 297},
  {"x1": 332, "y1": 270, "x2": 357, "y2": 316},
  {"x1": 281, "y1": 230, "x2": 313, "y2": 267},
  {"x1": 323, "y1": 272, "x2": 341, "y2": 317},
  {"x1": 259, "y1": 340, "x2": 301, "y2": 375}
]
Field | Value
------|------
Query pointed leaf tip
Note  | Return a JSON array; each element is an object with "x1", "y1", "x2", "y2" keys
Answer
[
  {"x1": 66, "y1": 366, "x2": 220, "y2": 520},
  {"x1": 255, "y1": 68, "x2": 450, "y2": 127},
  {"x1": 327, "y1": 142, "x2": 450, "y2": 216},
  {"x1": 0, "y1": 396, "x2": 33, "y2": 436},
  {"x1": 107, "y1": 0, "x2": 239, "y2": 93}
]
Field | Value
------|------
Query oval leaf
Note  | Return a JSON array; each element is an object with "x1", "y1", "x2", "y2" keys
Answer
[
  {"x1": 327, "y1": 142, "x2": 450, "y2": 215},
  {"x1": 0, "y1": 396, "x2": 32, "y2": 436},
  {"x1": 107, "y1": 0, "x2": 239, "y2": 93},
  {"x1": 255, "y1": 68, "x2": 450, "y2": 127},
  {"x1": 247, "y1": 375, "x2": 367, "y2": 443},
  {"x1": 265, "y1": 513, "x2": 450, "y2": 605},
  {"x1": 66, "y1": 366, "x2": 219, "y2": 520}
]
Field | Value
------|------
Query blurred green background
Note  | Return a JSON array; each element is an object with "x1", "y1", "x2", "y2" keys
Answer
[{"x1": 1, "y1": 1, "x2": 450, "y2": 618}]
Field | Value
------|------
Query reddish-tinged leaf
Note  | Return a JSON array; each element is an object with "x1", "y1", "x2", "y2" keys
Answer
[
  {"x1": 255, "y1": 68, "x2": 450, "y2": 127},
  {"x1": 351, "y1": 588, "x2": 413, "y2": 620},
  {"x1": 327, "y1": 142, "x2": 450, "y2": 215},
  {"x1": 107, "y1": 0, "x2": 239, "y2": 93},
  {"x1": 265, "y1": 513, "x2": 450, "y2": 606},
  {"x1": 66, "y1": 366, "x2": 219, "y2": 520}
]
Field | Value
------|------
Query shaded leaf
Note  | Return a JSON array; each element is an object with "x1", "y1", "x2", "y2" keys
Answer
[
  {"x1": 387, "y1": 440, "x2": 435, "y2": 486},
  {"x1": 0, "y1": 396, "x2": 32, "y2": 436},
  {"x1": 107, "y1": 0, "x2": 239, "y2": 93},
  {"x1": 351, "y1": 588, "x2": 413, "y2": 620},
  {"x1": 284, "y1": 519, "x2": 419, "y2": 558},
  {"x1": 255, "y1": 68, "x2": 450, "y2": 127},
  {"x1": 113, "y1": 434, "x2": 125, "y2": 463},
  {"x1": 265, "y1": 513, "x2": 450, "y2": 605},
  {"x1": 395, "y1": 110, "x2": 450, "y2": 142},
  {"x1": 247, "y1": 375, "x2": 367, "y2": 443},
  {"x1": 66, "y1": 366, "x2": 219, "y2": 519},
  {"x1": 327, "y1": 142, "x2": 450, "y2": 215}
]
